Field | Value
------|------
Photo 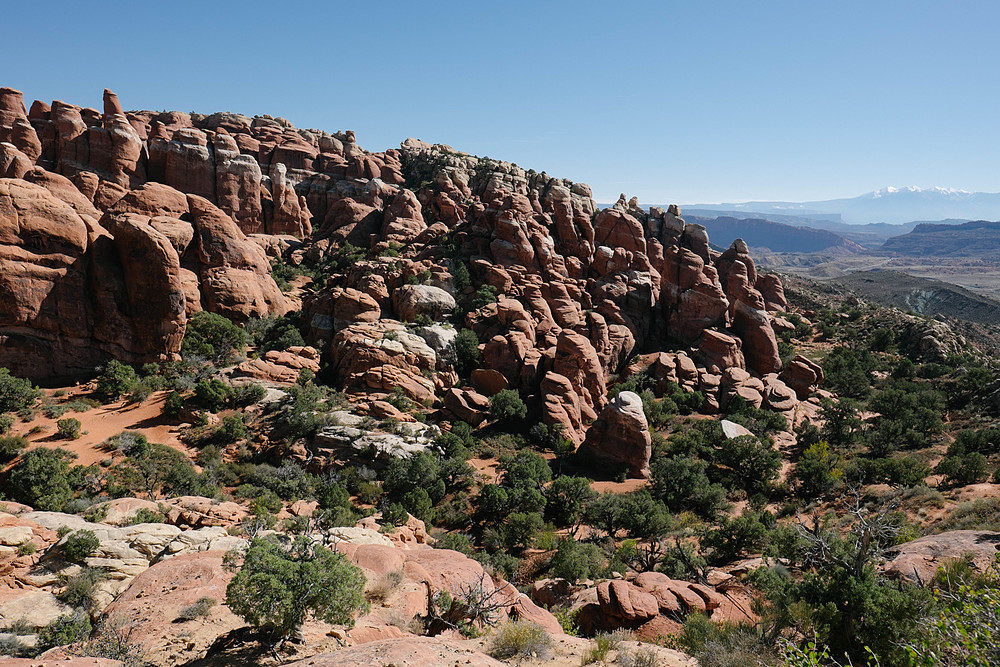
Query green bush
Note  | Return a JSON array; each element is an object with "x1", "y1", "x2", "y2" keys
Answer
[
  {"x1": 225, "y1": 536, "x2": 368, "y2": 643},
  {"x1": 56, "y1": 417, "x2": 82, "y2": 440},
  {"x1": 194, "y1": 379, "x2": 231, "y2": 412},
  {"x1": 8, "y1": 447, "x2": 76, "y2": 510},
  {"x1": 63, "y1": 530, "x2": 100, "y2": 562},
  {"x1": 452, "y1": 328, "x2": 482, "y2": 378},
  {"x1": 163, "y1": 390, "x2": 184, "y2": 417},
  {"x1": 489, "y1": 389, "x2": 527, "y2": 423},
  {"x1": 550, "y1": 539, "x2": 605, "y2": 582},
  {"x1": 0, "y1": 368, "x2": 40, "y2": 413},
  {"x1": 213, "y1": 414, "x2": 248, "y2": 444},
  {"x1": 936, "y1": 452, "x2": 989, "y2": 486},
  {"x1": 0, "y1": 413, "x2": 13, "y2": 434},
  {"x1": 37, "y1": 610, "x2": 92, "y2": 650},
  {"x1": 792, "y1": 441, "x2": 842, "y2": 498},
  {"x1": 545, "y1": 475, "x2": 597, "y2": 526},
  {"x1": 181, "y1": 311, "x2": 248, "y2": 363}
]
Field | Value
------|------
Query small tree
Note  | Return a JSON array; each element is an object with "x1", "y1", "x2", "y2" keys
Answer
[
  {"x1": 489, "y1": 390, "x2": 527, "y2": 423},
  {"x1": 182, "y1": 311, "x2": 248, "y2": 363},
  {"x1": 226, "y1": 536, "x2": 368, "y2": 646},
  {"x1": 94, "y1": 361, "x2": 139, "y2": 403},
  {"x1": 0, "y1": 368, "x2": 40, "y2": 413},
  {"x1": 8, "y1": 447, "x2": 76, "y2": 510},
  {"x1": 452, "y1": 328, "x2": 481, "y2": 378}
]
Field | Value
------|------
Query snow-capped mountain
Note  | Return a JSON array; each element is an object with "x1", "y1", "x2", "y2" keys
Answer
[{"x1": 689, "y1": 187, "x2": 1000, "y2": 225}]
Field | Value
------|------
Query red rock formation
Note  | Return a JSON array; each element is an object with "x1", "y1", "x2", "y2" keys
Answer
[{"x1": 577, "y1": 390, "x2": 652, "y2": 478}]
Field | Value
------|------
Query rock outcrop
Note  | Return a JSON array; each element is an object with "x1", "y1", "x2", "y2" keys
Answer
[{"x1": 577, "y1": 391, "x2": 652, "y2": 478}]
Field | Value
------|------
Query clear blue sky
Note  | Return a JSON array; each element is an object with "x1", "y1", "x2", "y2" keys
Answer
[{"x1": 4, "y1": 1, "x2": 999, "y2": 204}]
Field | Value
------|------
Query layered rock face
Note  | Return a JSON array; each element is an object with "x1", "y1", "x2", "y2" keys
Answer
[{"x1": 0, "y1": 170, "x2": 288, "y2": 380}]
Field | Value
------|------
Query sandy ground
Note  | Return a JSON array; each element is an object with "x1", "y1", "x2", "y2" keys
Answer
[{"x1": 9, "y1": 388, "x2": 195, "y2": 466}]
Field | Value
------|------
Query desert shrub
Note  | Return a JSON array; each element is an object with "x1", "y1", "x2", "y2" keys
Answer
[
  {"x1": 650, "y1": 454, "x2": 728, "y2": 518},
  {"x1": 678, "y1": 614, "x2": 776, "y2": 667},
  {"x1": 434, "y1": 532, "x2": 473, "y2": 555},
  {"x1": 44, "y1": 404, "x2": 69, "y2": 419},
  {"x1": 56, "y1": 417, "x2": 82, "y2": 439},
  {"x1": 451, "y1": 260, "x2": 471, "y2": 291},
  {"x1": 107, "y1": 439, "x2": 204, "y2": 500},
  {"x1": 581, "y1": 630, "x2": 632, "y2": 664},
  {"x1": 381, "y1": 502, "x2": 408, "y2": 527},
  {"x1": 550, "y1": 539, "x2": 605, "y2": 582},
  {"x1": 618, "y1": 646, "x2": 661, "y2": 667},
  {"x1": 58, "y1": 567, "x2": 104, "y2": 610},
  {"x1": 225, "y1": 536, "x2": 368, "y2": 643},
  {"x1": 245, "y1": 462, "x2": 316, "y2": 500},
  {"x1": 725, "y1": 397, "x2": 788, "y2": 437},
  {"x1": 176, "y1": 596, "x2": 217, "y2": 621},
  {"x1": 68, "y1": 398, "x2": 101, "y2": 412},
  {"x1": 163, "y1": 390, "x2": 184, "y2": 417},
  {"x1": 712, "y1": 434, "x2": 781, "y2": 496},
  {"x1": 701, "y1": 511, "x2": 773, "y2": 565},
  {"x1": 792, "y1": 441, "x2": 842, "y2": 498},
  {"x1": 230, "y1": 383, "x2": 267, "y2": 406},
  {"x1": 246, "y1": 315, "x2": 306, "y2": 353},
  {"x1": 125, "y1": 382, "x2": 153, "y2": 405},
  {"x1": 76, "y1": 616, "x2": 151, "y2": 667},
  {"x1": 0, "y1": 368, "x2": 40, "y2": 413},
  {"x1": 471, "y1": 284, "x2": 499, "y2": 309},
  {"x1": 193, "y1": 379, "x2": 231, "y2": 412},
  {"x1": 181, "y1": 311, "x2": 247, "y2": 363},
  {"x1": 936, "y1": 452, "x2": 989, "y2": 486},
  {"x1": 858, "y1": 456, "x2": 929, "y2": 487},
  {"x1": 0, "y1": 413, "x2": 13, "y2": 434},
  {"x1": 0, "y1": 434, "x2": 27, "y2": 462},
  {"x1": 130, "y1": 508, "x2": 166, "y2": 525},
  {"x1": 63, "y1": 530, "x2": 100, "y2": 562},
  {"x1": 584, "y1": 491, "x2": 672, "y2": 540},
  {"x1": 487, "y1": 620, "x2": 552, "y2": 661},
  {"x1": 818, "y1": 397, "x2": 864, "y2": 448},
  {"x1": 213, "y1": 414, "x2": 248, "y2": 444},
  {"x1": 8, "y1": 447, "x2": 76, "y2": 510},
  {"x1": 821, "y1": 346, "x2": 875, "y2": 398},
  {"x1": 93, "y1": 360, "x2": 140, "y2": 403},
  {"x1": 37, "y1": 609, "x2": 92, "y2": 650},
  {"x1": 365, "y1": 569, "x2": 404, "y2": 603}
]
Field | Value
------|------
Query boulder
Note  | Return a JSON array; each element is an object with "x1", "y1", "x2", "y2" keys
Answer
[
  {"x1": 392, "y1": 284, "x2": 456, "y2": 323},
  {"x1": 884, "y1": 531, "x2": 1000, "y2": 583},
  {"x1": 577, "y1": 391, "x2": 652, "y2": 478}
]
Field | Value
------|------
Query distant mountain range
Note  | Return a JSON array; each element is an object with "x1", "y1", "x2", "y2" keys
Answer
[
  {"x1": 880, "y1": 220, "x2": 1000, "y2": 258},
  {"x1": 685, "y1": 186, "x2": 1000, "y2": 225},
  {"x1": 688, "y1": 216, "x2": 863, "y2": 254}
]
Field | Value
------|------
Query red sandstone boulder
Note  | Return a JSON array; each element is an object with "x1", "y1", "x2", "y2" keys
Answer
[
  {"x1": 781, "y1": 355, "x2": 824, "y2": 399},
  {"x1": 577, "y1": 391, "x2": 652, "y2": 478}
]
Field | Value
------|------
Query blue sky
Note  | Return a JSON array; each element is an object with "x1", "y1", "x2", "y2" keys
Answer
[{"x1": 4, "y1": 1, "x2": 998, "y2": 204}]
